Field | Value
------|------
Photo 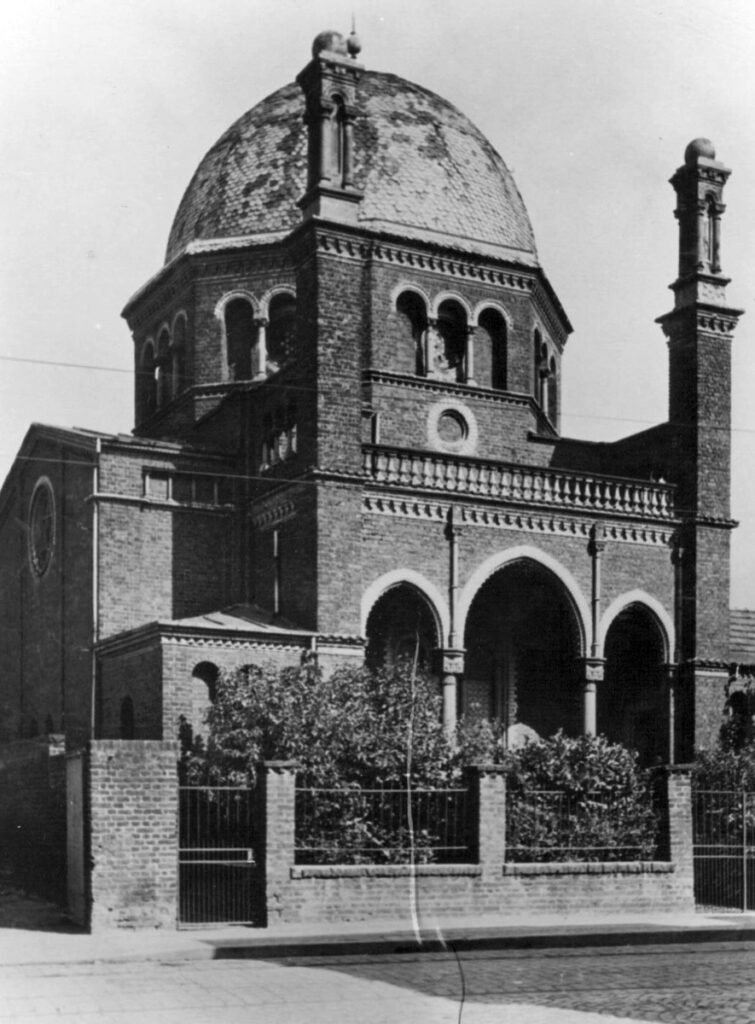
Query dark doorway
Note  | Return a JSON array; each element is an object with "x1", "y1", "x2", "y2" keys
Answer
[
  {"x1": 463, "y1": 559, "x2": 581, "y2": 735},
  {"x1": 600, "y1": 604, "x2": 667, "y2": 765}
]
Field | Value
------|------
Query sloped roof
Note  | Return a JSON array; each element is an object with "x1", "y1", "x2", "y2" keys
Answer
[{"x1": 730, "y1": 608, "x2": 755, "y2": 664}]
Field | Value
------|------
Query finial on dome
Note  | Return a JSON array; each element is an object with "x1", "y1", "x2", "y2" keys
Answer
[
  {"x1": 312, "y1": 30, "x2": 349, "y2": 58},
  {"x1": 348, "y1": 15, "x2": 362, "y2": 58},
  {"x1": 684, "y1": 138, "x2": 716, "y2": 165}
]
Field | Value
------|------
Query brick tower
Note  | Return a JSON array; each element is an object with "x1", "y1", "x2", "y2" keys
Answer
[{"x1": 657, "y1": 138, "x2": 744, "y2": 755}]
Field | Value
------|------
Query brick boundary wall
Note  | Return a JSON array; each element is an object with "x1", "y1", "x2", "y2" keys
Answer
[
  {"x1": 261, "y1": 763, "x2": 695, "y2": 925},
  {"x1": 86, "y1": 740, "x2": 179, "y2": 930},
  {"x1": 0, "y1": 737, "x2": 67, "y2": 903}
]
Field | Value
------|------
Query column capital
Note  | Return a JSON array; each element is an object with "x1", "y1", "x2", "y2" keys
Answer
[
  {"x1": 578, "y1": 657, "x2": 606, "y2": 682},
  {"x1": 433, "y1": 648, "x2": 465, "y2": 676}
]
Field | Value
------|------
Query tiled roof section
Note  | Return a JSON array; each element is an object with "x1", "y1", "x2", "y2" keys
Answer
[
  {"x1": 730, "y1": 608, "x2": 755, "y2": 663},
  {"x1": 166, "y1": 71, "x2": 537, "y2": 264}
]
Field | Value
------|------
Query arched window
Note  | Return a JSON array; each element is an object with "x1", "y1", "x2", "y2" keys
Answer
[
  {"x1": 120, "y1": 696, "x2": 135, "y2": 739},
  {"x1": 478, "y1": 308, "x2": 507, "y2": 389},
  {"x1": 140, "y1": 341, "x2": 158, "y2": 421},
  {"x1": 435, "y1": 300, "x2": 467, "y2": 382},
  {"x1": 330, "y1": 95, "x2": 346, "y2": 186},
  {"x1": 267, "y1": 293, "x2": 296, "y2": 373},
  {"x1": 190, "y1": 662, "x2": 219, "y2": 738},
  {"x1": 171, "y1": 316, "x2": 187, "y2": 397},
  {"x1": 365, "y1": 584, "x2": 439, "y2": 671},
  {"x1": 547, "y1": 356, "x2": 558, "y2": 425},
  {"x1": 156, "y1": 328, "x2": 171, "y2": 408},
  {"x1": 225, "y1": 299, "x2": 255, "y2": 381},
  {"x1": 396, "y1": 291, "x2": 428, "y2": 375}
]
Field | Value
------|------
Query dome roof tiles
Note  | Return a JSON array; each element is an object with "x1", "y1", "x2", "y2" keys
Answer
[{"x1": 166, "y1": 71, "x2": 538, "y2": 266}]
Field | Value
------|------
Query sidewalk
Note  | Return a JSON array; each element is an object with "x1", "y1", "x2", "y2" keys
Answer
[{"x1": 3, "y1": 884, "x2": 755, "y2": 967}]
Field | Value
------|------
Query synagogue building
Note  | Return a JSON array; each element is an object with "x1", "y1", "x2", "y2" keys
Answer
[{"x1": 0, "y1": 29, "x2": 746, "y2": 767}]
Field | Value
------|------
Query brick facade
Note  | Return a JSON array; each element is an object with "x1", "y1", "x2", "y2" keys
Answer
[{"x1": 261, "y1": 764, "x2": 694, "y2": 926}]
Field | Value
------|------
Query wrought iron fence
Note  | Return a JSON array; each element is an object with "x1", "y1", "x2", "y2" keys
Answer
[
  {"x1": 692, "y1": 790, "x2": 755, "y2": 912},
  {"x1": 505, "y1": 788, "x2": 662, "y2": 863},
  {"x1": 294, "y1": 783, "x2": 476, "y2": 865},
  {"x1": 178, "y1": 786, "x2": 262, "y2": 926}
]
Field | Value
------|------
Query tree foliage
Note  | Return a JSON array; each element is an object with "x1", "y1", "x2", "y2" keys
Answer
[{"x1": 180, "y1": 657, "x2": 453, "y2": 788}]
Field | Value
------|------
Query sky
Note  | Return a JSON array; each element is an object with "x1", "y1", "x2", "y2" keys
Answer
[{"x1": 2, "y1": 0, "x2": 755, "y2": 603}]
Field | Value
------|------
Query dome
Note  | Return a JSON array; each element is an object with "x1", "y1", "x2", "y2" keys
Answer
[
  {"x1": 684, "y1": 137, "x2": 716, "y2": 165},
  {"x1": 166, "y1": 71, "x2": 538, "y2": 265}
]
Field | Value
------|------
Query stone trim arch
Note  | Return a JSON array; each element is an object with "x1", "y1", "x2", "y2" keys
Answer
[
  {"x1": 472, "y1": 300, "x2": 512, "y2": 328},
  {"x1": 260, "y1": 284, "x2": 296, "y2": 316},
  {"x1": 170, "y1": 309, "x2": 188, "y2": 335},
  {"x1": 431, "y1": 291, "x2": 473, "y2": 320},
  {"x1": 598, "y1": 590, "x2": 674, "y2": 662},
  {"x1": 390, "y1": 282, "x2": 432, "y2": 311},
  {"x1": 360, "y1": 569, "x2": 449, "y2": 642},
  {"x1": 213, "y1": 289, "x2": 260, "y2": 320},
  {"x1": 458, "y1": 545, "x2": 590, "y2": 656}
]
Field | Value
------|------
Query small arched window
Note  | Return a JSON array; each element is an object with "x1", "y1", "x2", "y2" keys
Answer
[
  {"x1": 225, "y1": 299, "x2": 255, "y2": 381},
  {"x1": 156, "y1": 328, "x2": 171, "y2": 408},
  {"x1": 141, "y1": 341, "x2": 158, "y2": 421},
  {"x1": 267, "y1": 293, "x2": 296, "y2": 373},
  {"x1": 192, "y1": 662, "x2": 219, "y2": 703},
  {"x1": 478, "y1": 308, "x2": 507, "y2": 390},
  {"x1": 547, "y1": 356, "x2": 558, "y2": 425},
  {"x1": 396, "y1": 291, "x2": 428, "y2": 375},
  {"x1": 120, "y1": 696, "x2": 135, "y2": 740},
  {"x1": 172, "y1": 316, "x2": 187, "y2": 397},
  {"x1": 435, "y1": 300, "x2": 467, "y2": 382},
  {"x1": 330, "y1": 95, "x2": 346, "y2": 186}
]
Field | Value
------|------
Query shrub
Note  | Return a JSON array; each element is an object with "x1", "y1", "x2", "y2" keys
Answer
[
  {"x1": 501, "y1": 732, "x2": 660, "y2": 862},
  {"x1": 180, "y1": 656, "x2": 453, "y2": 789}
]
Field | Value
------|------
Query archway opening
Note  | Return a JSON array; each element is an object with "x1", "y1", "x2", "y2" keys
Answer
[
  {"x1": 365, "y1": 584, "x2": 439, "y2": 672},
  {"x1": 435, "y1": 299, "x2": 467, "y2": 381},
  {"x1": 478, "y1": 308, "x2": 507, "y2": 390},
  {"x1": 396, "y1": 291, "x2": 428, "y2": 375},
  {"x1": 600, "y1": 604, "x2": 667, "y2": 765},
  {"x1": 463, "y1": 559, "x2": 581, "y2": 736},
  {"x1": 225, "y1": 298, "x2": 254, "y2": 380},
  {"x1": 267, "y1": 293, "x2": 296, "y2": 374}
]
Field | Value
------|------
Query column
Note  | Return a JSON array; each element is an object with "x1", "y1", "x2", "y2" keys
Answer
[
  {"x1": 465, "y1": 325, "x2": 476, "y2": 385},
  {"x1": 434, "y1": 649, "x2": 465, "y2": 736},
  {"x1": 253, "y1": 317, "x2": 268, "y2": 378},
  {"x1": 584, "y1": 524, "x2": 606, "y2": 736}
]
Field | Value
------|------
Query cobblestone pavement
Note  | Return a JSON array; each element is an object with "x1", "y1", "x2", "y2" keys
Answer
[{"x1": 2, "y1": 941, "x2": 755, "y2": 1023}]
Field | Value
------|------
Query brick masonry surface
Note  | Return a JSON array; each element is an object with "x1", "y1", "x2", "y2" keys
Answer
[
  {"x1": 262, "y1": 765, "x2": 694, "y2": 926},
  {"x1": 87, "y1": 740, "x2": 179, "y2": 930}
]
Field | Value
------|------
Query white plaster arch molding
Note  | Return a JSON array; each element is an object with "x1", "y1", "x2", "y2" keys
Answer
[
  {"x1": 471, "y1": 299, "x2": 512, "y2": 329},
  {"x1": 171, "y1": 309, "x2": 188, "y2": 335},
  {"x1": 260, "y1": 284, "x2": 296, "y2": 316},
  {"x1": 213, "y1": 289, "x2": 260, "y2": 321},
  {"x1": 390, "y1": 282, "x2": 432, "y2": 311},
  {"x1": 360, "y1": 570, "x2": 450, "y2": 645},
  {"x1": 457, "y1": 545, "x2": 590, "y2": 656},
  {"x1": 431, "y1": 290, "x2": 473, "y2": 320},
  {"x1": 598, "y1": 590, "x2": 674, "y2": 663}
]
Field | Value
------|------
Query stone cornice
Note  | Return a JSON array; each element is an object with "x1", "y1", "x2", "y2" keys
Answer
[
  {"x1": 362, "y1": 493, "x2": 676, "y2": 547},
  {"x1": 365, "y1": 370, "x2": 534, "y2": 409}
]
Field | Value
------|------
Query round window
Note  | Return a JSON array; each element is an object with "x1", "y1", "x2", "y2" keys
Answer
[
  {"x1": 427, "y1": 400, "x2": 478, "y2": 455},
  {"x1": 437, "y1": 410, "x2": 467, "y2": 445},
  {"x1": 29, "y1": 478, "x2": 55, "y2": 576}
]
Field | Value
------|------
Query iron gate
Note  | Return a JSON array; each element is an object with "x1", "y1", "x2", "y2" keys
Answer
[
  {"x1": 692, "y1": 790, "x2": 755, "y2": 912},
  {"x1": 178, "y1": 786, "x2": 263, "y2": 926}
]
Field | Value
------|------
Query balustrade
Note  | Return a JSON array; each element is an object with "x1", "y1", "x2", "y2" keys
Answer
[{"x1": 363, "y1": 446, "x2": 674, "y2": 520}]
